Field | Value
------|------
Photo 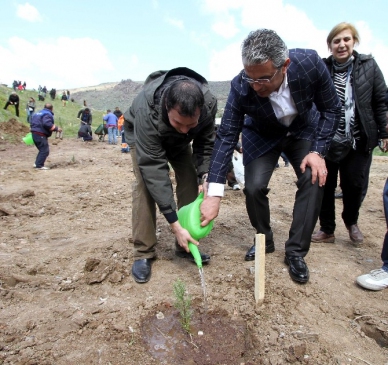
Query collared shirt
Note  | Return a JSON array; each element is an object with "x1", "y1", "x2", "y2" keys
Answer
[
  {"x1": 268, "y1": 74, "x2": 298, "y2": 127},
  {"x1": 208, "y1": 75, "x2": 299, "y2": 197},
  {"x1": 207, "y1": 49, "x2": 341, "y2": 198}
]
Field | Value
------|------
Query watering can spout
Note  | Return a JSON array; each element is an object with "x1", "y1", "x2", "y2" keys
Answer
[{"x1": 188, "y1": 242, "x2": 202, "y2": 268}]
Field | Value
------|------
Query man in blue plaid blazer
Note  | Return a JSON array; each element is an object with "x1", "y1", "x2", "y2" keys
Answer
[{"x1": 201, "y1": 29, "x2": 341, "y2": 284}]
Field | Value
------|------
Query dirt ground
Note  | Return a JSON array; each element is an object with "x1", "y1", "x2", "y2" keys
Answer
[{"x1": 1, "y1": 124, "x2": 388, "y2": 365}]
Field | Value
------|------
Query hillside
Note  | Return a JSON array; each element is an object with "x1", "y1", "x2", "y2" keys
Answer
[{"x1": 70, "y1": 79, "x2": 231, "y2": 114}]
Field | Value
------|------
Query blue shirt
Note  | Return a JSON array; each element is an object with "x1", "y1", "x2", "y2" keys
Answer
[{"x1": 103, "y1": 112, "x2": 118, "y2": 126}]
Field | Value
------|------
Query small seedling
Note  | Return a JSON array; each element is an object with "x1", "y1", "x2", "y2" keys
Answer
[
  {"x1": 71, "y1": 155, "x2": 76, "y2": 164},
  {"x1": 173, "y1": 279, "x2": 192, "y2": 333}
]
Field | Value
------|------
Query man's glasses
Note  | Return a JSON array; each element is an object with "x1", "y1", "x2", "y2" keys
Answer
[{"x1": 241, "y1": 68, "x2": 280, "y2": 84}]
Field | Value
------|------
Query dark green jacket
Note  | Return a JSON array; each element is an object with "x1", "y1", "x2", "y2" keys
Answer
[{"x1": 123, "y1": 67, "x2": 217, "y2": 216}]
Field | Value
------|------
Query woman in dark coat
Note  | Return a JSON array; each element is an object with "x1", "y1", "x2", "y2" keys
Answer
[{"x1": 312, "y1": 22, "x2": 388, "y2": 244}]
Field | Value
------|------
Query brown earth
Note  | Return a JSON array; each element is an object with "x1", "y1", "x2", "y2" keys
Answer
[{"x1": 1, "y1": 121, "x2": 388, "y2": 364}]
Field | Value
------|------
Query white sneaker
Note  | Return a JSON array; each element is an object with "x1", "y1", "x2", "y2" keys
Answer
[
  {"x1": 356, "y1": 268, "x2": 388, "y2": 291},
  {"x1": 232, "y1": 184, "x2": 240, "y2": 191},
  {"x1": 36, "y1": 166, "x2": 50, "y2": 170}
]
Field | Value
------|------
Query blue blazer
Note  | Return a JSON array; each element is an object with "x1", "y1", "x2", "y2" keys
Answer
[{"x1": 208, "y1": 48, "x2": 341, "y2": 184}]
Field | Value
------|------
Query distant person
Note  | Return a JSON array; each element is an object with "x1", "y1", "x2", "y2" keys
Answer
[
  {"x1": 41, "y1": 86, "x2": 47, "y2": 96},
  {"x1": 66, "y1": 90, "x2": 70, "y2": 101},
  {"x1": 226, "y1": 142, "x2": 243, "y2": 190},
  {"x1": 22, "y1": 81, "x2": 26, "y2": 90},
  {"x1": 103, "y1": 109, "x2": 118, "y2": 144},
  {"x1": 26, "y1": 97, "x2": 36, "y2": 123},
  {"x1": 30, "y1": 103, "x2": 62, "y2": 170},
  {"x1": 200, "y1": 29, "x2": 341, "y2": 284},
  {"x1": 114, "y1": 107, "x2": 123, "y2": 136},
  {"x1": 124, "y1": 67, "x2": 217, "y2": 284},
  {"x1": 61, "y1": 91, "x2": 67, "y2": 106},
  {"x1": 83, "y1": 100, "x2": 87, "y2": 107},
  {"x1": 49, "y1": 88, "x2": 56, "y2": 100},
  {"x1": 78, "y1": 123, "x2": 93, "y2": 141},
  {"x1": 113, "y1": 106, "x2": 123, "y2": 119},
  {"x1": 77, "y1": 107, "x2": 92, "y2": 126},
  {"x1": 3, "y1": 91, "x2": 20, "y2": 117},
  {"x1": 12, "y1": 80, "x2": 18, "y2": 91},
  {"x1": 312, "y1": 22, "x2": 388, "y2": 245},
  {"x1": 214, "y1": 124, "x2": 242, "y2": 190},
  {"x1": 275, "y1": 152, "x2": 290, "y2": 168}
]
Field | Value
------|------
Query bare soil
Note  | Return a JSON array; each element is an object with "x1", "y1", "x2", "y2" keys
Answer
[{"x1": 1, "y1": 122, "x2": 388, "y2": 364}]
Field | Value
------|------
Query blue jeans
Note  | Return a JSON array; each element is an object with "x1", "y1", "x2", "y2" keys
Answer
[
  {"x1": 27, "y1": 110, "x2": 34, "y2": 123},
  {"x1": 32, "y1": 133, "x2": 49, "y2": 168},
  {"x1": 108, "y1": 126, "x2": 117, "y2": 144},
  {"x1": 382, "y1": 178, "x2": 388, "y2": 270}
]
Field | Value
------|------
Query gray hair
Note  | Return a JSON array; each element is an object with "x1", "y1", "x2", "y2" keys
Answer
[{"x1": 241, "y1": 29, "x2": 289, "y2": 68}]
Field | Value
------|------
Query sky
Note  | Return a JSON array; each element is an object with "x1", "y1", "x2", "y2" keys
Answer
[{"x1": 1, "y1": 0, "x2": 387, "y2": 90}]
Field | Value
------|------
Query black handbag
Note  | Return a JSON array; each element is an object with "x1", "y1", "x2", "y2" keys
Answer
[{"x1": 325, "y1": 138, "x2": 352, "y2": 163}]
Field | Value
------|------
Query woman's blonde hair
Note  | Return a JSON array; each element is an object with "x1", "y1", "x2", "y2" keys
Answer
[{"x1": 327, "y1": 22, "x2": 360, "y2": 50}]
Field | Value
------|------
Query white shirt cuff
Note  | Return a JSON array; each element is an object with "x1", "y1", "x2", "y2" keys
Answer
[{"x1": 208, "y1": 182, "x2": 224, "y2": 197}]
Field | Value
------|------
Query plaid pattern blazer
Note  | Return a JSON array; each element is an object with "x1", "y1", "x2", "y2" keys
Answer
[{"x1": 208, "y1": 48, "x2": 341, "y2": 184}]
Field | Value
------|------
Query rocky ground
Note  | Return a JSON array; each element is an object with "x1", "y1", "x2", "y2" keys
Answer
[{"x1": 0, "y1": 123, "x2": 388, "y2": 364}]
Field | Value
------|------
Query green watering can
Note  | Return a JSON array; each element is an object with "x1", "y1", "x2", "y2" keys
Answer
[
  {"x1": 22, "y1": 132, "x2": 34, "y2": 145},
  {"x1": 177, "y1": 192, "x2": 214, "y2": 268}
]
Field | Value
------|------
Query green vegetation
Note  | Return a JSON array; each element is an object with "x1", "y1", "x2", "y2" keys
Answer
[
  {"x1": 173, "y1": 279, "x2": 193, "y2": 334},
  {"x1": 0, "y1": 85, "x2": 104, "y2": 141},
  {"x1": 373, "y1": 146, "x2": 387, "y2": 157}
]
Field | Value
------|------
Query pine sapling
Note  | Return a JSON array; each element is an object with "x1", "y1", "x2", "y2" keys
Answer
[{"x1": 173, "y1": 279, "x2": 192, "y2": 333}]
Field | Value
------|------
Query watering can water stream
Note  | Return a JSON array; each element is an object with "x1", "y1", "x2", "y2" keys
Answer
[{"x1": 177, "y1": 192, "x2": 214, "y2": 268}]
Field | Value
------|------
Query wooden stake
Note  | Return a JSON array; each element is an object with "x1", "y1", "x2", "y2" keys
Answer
[{"x1": 254, "y1": 233, "x2": 266, "y2": 304}]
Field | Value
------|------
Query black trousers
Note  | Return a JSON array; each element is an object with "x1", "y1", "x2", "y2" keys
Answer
[
  {"x1": 318, "y1": 148, "x2": 370, "y2": 234},
  {"x1": 4, "y1": 102, "x2": 19, "y2": 117},
  {"x1": 244, "y1": 136, "x2": 324, "y2": 257}
]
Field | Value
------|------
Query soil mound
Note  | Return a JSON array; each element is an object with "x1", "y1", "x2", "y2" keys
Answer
[{"x1": 0, "y1": 118, "x2": 30, "y2": 143}]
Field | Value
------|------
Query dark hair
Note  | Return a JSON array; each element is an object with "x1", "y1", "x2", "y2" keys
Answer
[
  {"x1": 241, "y1": 29, "x2": 288, "y2": 68},
  {"x1": 84, "y1": 108, "x2": 90, "y2": 112},
  {"x1": 163, "y1": 80, "x2": 204, "y2": 117}
]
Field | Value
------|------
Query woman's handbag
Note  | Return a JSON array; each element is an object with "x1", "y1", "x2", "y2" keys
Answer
[{"x1": 325, "y1": 137, "x2": 352, "y2": 163}]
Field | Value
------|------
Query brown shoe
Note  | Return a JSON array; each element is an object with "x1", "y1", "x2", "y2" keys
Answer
[
  {"x1": 311, "y1": 230, "x2": 335, "y2": 243},
  {"x1": 346, "y1": 224, "x2": 363, "y2": 243}
]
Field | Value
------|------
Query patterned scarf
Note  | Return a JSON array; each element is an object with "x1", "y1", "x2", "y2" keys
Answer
[{"x1": 333, "y1": 56, "x2": 355, "y2": 141}]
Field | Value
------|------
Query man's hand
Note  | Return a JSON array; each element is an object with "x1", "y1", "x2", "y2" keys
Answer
[
  {"x1": 200, "y1": 196, "x2": 221, "y2": 226},
  {"x1": 381, "y1": 138, "x2": 388, "y2": 153},
  {"x1": 170, "y1": 221, "x2": 198, "y2": 252},
  {"x1": 300, "y1": 152, "x2": 327, "y2": 187},
  {"x1": 57, "y1": 127, "x2": 63, "y2": 133}
]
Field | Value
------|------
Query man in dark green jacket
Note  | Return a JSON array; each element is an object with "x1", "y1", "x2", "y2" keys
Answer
[{"x1": 123, "y1": 67, "x2": 217, "y2": 283}]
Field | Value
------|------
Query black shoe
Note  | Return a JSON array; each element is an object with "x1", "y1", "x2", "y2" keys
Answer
[
  {"x1": 244, "y1": 242, "x2": 275, "y2": 261},
  {"x1": 284, "y1": 255, "x2": 309, "y2": 283},
  {"x1": 175, "y1": 250, "x2": 211, "y2": 264},
  {"x1": 132, "y1": 259, "x2": 153, "y2": 283}
]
